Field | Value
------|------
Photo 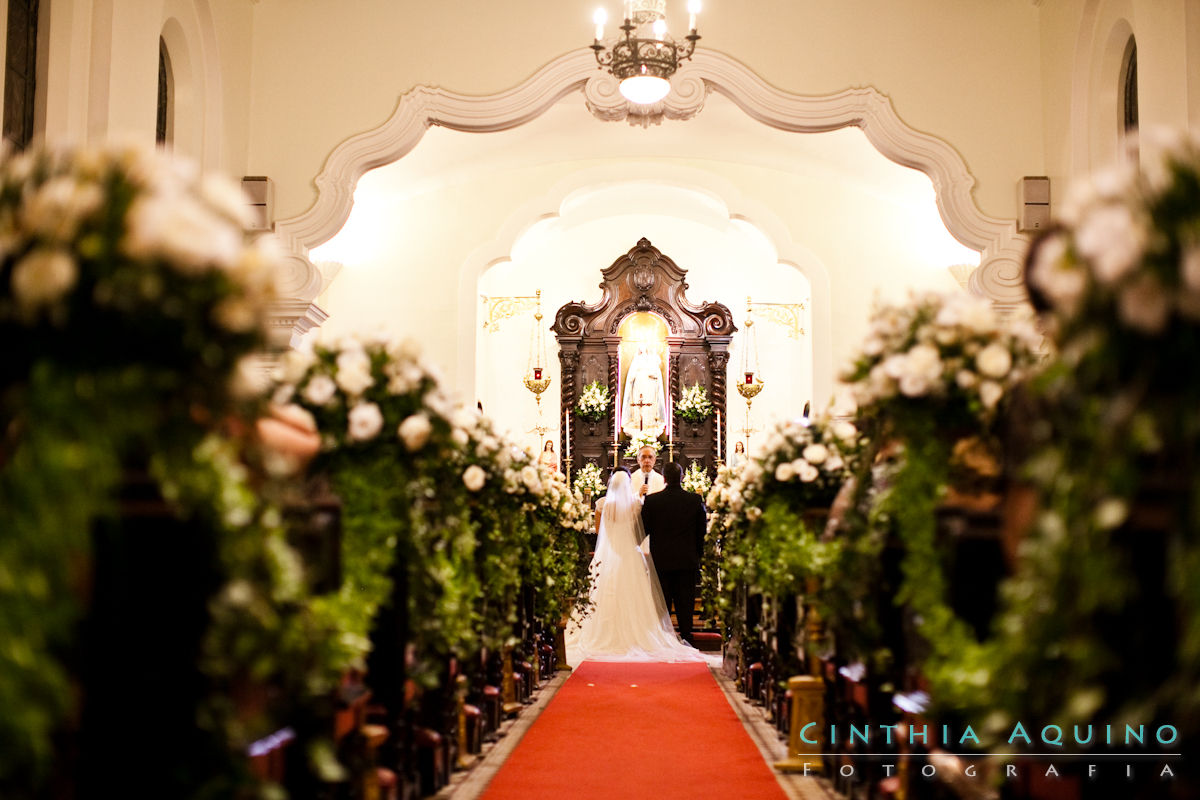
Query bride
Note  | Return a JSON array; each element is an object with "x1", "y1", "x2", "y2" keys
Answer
[{"x1": 568, "y1": 468, "x2": 704, "y2": 663}]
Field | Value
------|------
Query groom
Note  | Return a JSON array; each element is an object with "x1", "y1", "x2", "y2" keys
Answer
[{"x1": 639, "y1": 462, "x2": 706, "y2": 644}]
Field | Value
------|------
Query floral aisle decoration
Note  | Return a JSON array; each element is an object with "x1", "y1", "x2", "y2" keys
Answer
[
  {"x1": 975, "y1": 135, "x2": 1200, "y2": 745},
  {"x1": 452, "y1": 413, "x2": 591, "y2": 649},
  {"x1": 0, "y1": 144, "x2": 287, "y2": 791},
  {"x1": 708, "y1": 416, "x2": 860, "y2": 643},
  {"x1": 843, "y1": 291, "x2": 1042, "y2": 431},
  {"x1": 273, "y1": 334, "x2": 482, "y2": 685},
  {"x1": 573, "y1": 461, "x2": 605, "y2": 496},
  {"x1": 839, "y1": 290, "x2": 1044, "y2": 717},
  {"x1": 674, "y1": 383, "x2": 713, "y2": 423},
  {"x1": 574, "y1": 380, "x2": 611, "y2": 423},
  {"x1": 680, "y1": 460, "x2": 712, "y2": 496},
  {"x1": 624, "y1": 429, "x2": 661, "y2": 458}
]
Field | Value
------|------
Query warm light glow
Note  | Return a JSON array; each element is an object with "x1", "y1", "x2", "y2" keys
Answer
[
  {"x1": 593, "y1": 7, "x2": 607, "y2": 40},
  {"x1": 652, "y1": 18, "x2": 667, "y2": 40},
  {"x1": 687, "y1": 0, "x2": 701, "y2": 30},
  {"x1": 620, "y1": 75, "x2": 671, "y2": 104}
]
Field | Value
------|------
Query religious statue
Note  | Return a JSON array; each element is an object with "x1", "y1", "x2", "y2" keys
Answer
[{"x1": 621, "y1": 345, "x2": 667, "y2": 438}]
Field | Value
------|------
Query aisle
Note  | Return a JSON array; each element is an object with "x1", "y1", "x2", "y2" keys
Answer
[{"x1": 480, "y1": 661, "x2": 789, "y2": 800}]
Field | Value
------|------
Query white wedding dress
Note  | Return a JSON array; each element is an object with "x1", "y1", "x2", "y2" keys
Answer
[{"x1": 566, "y1": 471, "x2": 705, "y2": 664}]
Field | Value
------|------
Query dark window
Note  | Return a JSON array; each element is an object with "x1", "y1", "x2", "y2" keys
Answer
[
  {"x1": 1123, "y1": 39, "x2": 1138, "y2": 134},
  {"x1": 157, "y1": 38, "x2": 171, "y2": 146},
  {"x1": 4, "y1": 0, "x2": 39, "y2": 150}
]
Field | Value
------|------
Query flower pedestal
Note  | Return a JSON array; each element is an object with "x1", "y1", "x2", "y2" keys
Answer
[
  {"x1": 555, "y1": 619, "x2": 572, "y2": 672},
  {"x1": 773, "y1": 675, "x2": 825, "y2": 773},
  {"x1": 500, "y1": 646, "x2": 522, "y2": 717}
]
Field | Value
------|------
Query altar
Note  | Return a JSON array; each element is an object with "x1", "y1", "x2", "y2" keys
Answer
[{"x1": 552, "y1": 238, "x2": 736, "y2": 477}]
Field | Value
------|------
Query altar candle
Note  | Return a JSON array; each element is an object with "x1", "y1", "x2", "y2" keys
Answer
[
  {"x1": 614, "y1": 396, "x2": 619, "y2": 443},
  {"x1": 716, "y1": 409, "x2": 722, "y2": 457},
  {"x1": 565, "y1": 410, "x2": 570, "y2": 460}
]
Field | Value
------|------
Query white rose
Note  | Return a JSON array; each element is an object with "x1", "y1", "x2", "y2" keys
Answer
[
  {"x1": 10, "y1": 248, "x2": 78, "y2": 309},
  {"x1": 795, "y1": 460, "x2": 819, "y2": 482},
  {"x1": 956, "y1": 370, "x2": 979, "y2": 389},
  {"x1": 123, "y1": 194, "x2": 241, "y2": 273},
  {"x1": 347, "y1": 402, "x2": 384, "y2": 442},
  {"x1": 335, "y1": 349, "x2": 374, "y2": 396},
  {"x1": 522, "y1": 465, "x2": 543, "y2": 495},
  {"x1": 746, "y1": 506, "x2": 762, "y2": 522},
  {"x1": 385, "y1": 362, "x2": 424, "y2": 395},
  {"x1": 882, "y1": 354, "x2": 908, "y2": 379},
  {"x1": 775, "y1": 462, "x2": 796, "y2": 482},
  {"x1": 905, "y1": 344, "x2": 943, "y2": 382},
  {"x1": 832, "y1": 421, "x2": 858, "y2": 442},
  {"x1": 975, "y1": 343, "x2": 1013, "y2": 379},
  {"x1": 336, "y1": 364, "x2": 374, "y2": 396},
  {"x1": 825, "y1": 454, "x2": 845, "y2": 472},
  {"x1": 862, "y1": 337, "x2": 884, "y2": 356},
  {"x1": 302, "y1": 374, "x2": 338, "y2": 406},
  {"x1": 1075, "y1": 203, "x2": 1146, "y2": 285},
  {"x1": 802, "y1": 444, "x2": 829, "y2": 465},
  {"x1": 956, "y1": 295, "x2": 998, "y2": 334},
  {"x1": 275, "y1": 348, "x2": 316, "y2": 385},
  {"x1": 898, "y1": 373, "x2": 931, "y2": 397},
  {"x1": 1117, "y1": 273, "x2": 1171, "y2": 335},
  {"x1": 462, "y1": 465, "x2": 487, "y2": 492},
  {"x1": 979, "y1": 380, "x2": 1004, "y2": 410},
  {"x1": 398, "y1": 413, "x2": 433, "y2": 451},
  {"x1": 22, "y1": 176, "x2": 104, "y2": 241},
  {"x1": 451, "y1": 428, "x2": 469, "y2": 448}
]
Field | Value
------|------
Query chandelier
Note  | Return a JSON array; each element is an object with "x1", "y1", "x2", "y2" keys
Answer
[{"x1": 590, "y1": 0, "x2": 702, "y2": 105}]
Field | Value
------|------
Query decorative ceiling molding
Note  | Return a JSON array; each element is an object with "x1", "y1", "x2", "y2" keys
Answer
[{"x1": 274, "y1": 47, "x2": 1028, "y2": 316}]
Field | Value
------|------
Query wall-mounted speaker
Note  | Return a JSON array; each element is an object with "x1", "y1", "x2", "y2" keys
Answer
[
  {"x1": 1018, "y1": 175, "x2": 1050, "y2": 233},
  {"x1": 242, "y1": 176, "x2": 274, "y2": 231}
]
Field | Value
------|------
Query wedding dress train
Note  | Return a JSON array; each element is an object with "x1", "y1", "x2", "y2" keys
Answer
[{"x1": 566, "y1": 470, "x2": 705, "y2": 664}]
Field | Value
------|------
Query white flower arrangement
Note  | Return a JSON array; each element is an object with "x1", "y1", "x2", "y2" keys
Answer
[
  {"x1": 575, "y1": 380, "x2": 611, "y2": 422},
  {"x1": 748, "y1": 415, "x2": 857, "y2": 507},
  {"x1": 274, "y1": 332, "x2": 454, "y2": 452},
  {"x1": 624, "y1": 429, "x2": 661, "y2": 458},
  {"x1": 573, "y1": 462, "x2": 605, "y2": 496},
  {"x1": 1029, "y1": 135, "x2": 1200, "y2": 338},
  {"x1": 681, "y1": 461, "x2": 712, "y2": 495},
  {"x1": 675, "y1": 383, "x2": 713, "y2": 423},
  {"x1": 0, "y1": 143, "x2": 278, "y2": 402},
  {"x1": 842, "y1": 291, "x2": 1042, "y2": 425}
]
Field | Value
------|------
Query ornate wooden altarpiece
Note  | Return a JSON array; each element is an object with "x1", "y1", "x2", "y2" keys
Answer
[{"x1": 552, "y1": 238, "x2": 737, "y2": 478}]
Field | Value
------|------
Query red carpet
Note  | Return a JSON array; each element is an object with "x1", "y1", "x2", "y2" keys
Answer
[{"x1": 480, "y1": 662, "x2": 788, "y2": 800}]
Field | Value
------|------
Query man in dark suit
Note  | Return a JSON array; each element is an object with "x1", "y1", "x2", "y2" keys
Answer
[{"x1": 640, "y1": 461, "x2": 707, "y2": 644}]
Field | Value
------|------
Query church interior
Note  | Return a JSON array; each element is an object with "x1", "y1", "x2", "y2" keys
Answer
[{"x1": 2, "y1": 1, "x2": 1199, "y2": 798}]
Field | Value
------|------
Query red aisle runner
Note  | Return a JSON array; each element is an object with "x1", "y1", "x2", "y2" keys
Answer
[{"x1": 481, "y1": 661, "x2": 788, "y2": 800}]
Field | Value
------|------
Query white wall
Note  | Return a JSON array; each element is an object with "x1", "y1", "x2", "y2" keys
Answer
[
  {"x1": 245, "y1": 0, "x2": 1046, "y2": 225},
  {"x1": 17, "y1": 0, "x2": 254, "y2": 175}
]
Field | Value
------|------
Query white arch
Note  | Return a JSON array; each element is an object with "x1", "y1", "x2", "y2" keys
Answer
[
  {"x1": 159, "y1": 0, "x2": 223, "y2": 169},
  {"x1": 274, "y1": 48, "x2": 1029, "y2": 317},
  {"x1": 1071, "y1": 0, "x2": 1137, "y2": 175},
  {"x1": 454, "y1": 164, "x2": 835, "y2": 408}
]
